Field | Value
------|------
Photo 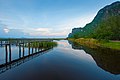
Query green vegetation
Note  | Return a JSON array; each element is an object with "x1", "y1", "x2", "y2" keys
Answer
[
  {"x1": 68, "y1": 38, "x2": 100, "y2": 49},
  {"x1": 68, "y1": 1, "x2": 120, "y2": 40},
  {"x1": 69, "y1": 15, "x2": 120, "y2": 40},
  {"x1": 25, "y1": 41, "x2": 57, "y2": 49},
  {"x1": 68, "y1": 2, "x2": 120, "y2": 50},
  {"x1": 100, "y1": 41, "x2": 120, "y2": 50},
  {"x1": 92, "y1": 16, "x2": 120, "y2": 40},
  {"x1": 68, "y1": 38, "x2": 120, "y2": 50}
]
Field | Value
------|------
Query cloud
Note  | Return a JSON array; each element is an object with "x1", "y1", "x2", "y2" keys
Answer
[
  {"x1": 4, "y1": 28, "x2": 9, "y2": 33},
  {"x1": 0, "y1": 23, "x2": 27, "y2": 38},
  {"x1": 0, "y1": 12, "x2": 96, "y2": 38},
  {"x1": 21, "y1": 27, "x2": 68, "y2": 38},
  {"x1": 8, "y1": 29, "x2": 28, "y2": 38},
  {"x1": 0, "y1": 23, "x2": 67, "y2": 38},
  {"x1": 0, "y1": 23, "x2": 8, "y2": 36},
  {"x1": 35, "y1": 28, "x2": 50, "y2": 32}
]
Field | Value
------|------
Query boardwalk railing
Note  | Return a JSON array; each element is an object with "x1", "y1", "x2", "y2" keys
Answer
[
  {"x1": 0, "y1": 39, "x2": 55, "y2": 74},
  {"x1": 0, "y1": 48, "x2": 52, "y2": 74}
]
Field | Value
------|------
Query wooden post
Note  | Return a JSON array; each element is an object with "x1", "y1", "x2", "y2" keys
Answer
[
  {"x1": 41, "y1": 42, "x2": 43, "y2": 51},
  {"x1": 31, "y1": 42, "x2": 33, "y2": 53},
  {"x1": 5, "y1": 45, "x2": 8, "y2": 64},
  {"x1": 38, "y1": 43, "x2": 40, "y2": 51},
  {"x1": 19, "y1": 43, "x2": 21, "y2": 58},
  {"x1": 23, "y1": 43, "x2": 24, "y2": 57},
  {"x1": 35, "y1": 42, "x2": 37, "y2": 52},
  {"x1": 9, "y1": 44, "x2": 11, "y2": 62},
  {"x1": 28, "y1": 42, "x2": 30, "y2": 55},
  {"x1": 37, "y1": 43, "x2": 39, "y2": 52}
]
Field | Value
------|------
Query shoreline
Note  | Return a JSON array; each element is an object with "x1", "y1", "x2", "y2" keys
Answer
[{"x1": 68, "y1": 38, "x2": 120, "y2": 50}]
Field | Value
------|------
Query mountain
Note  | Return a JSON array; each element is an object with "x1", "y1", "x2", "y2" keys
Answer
[{"x1": 68, "y1": 1, "x2": 120, "y2": 40}]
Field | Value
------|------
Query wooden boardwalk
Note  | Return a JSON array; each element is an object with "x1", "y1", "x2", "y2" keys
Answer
[
  {"x1": 0, "y1": 38, "x2": 54, "y2": 74},
  {"x1": 0, "y1": 48, "x2": 52, "y2": 74}
]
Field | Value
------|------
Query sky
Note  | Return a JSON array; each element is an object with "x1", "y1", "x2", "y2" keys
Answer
[{"x1": 0, "y1": 0, "x2": 119, "y2": 38}]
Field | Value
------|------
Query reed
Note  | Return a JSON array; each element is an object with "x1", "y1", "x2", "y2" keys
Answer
[
  {"x1": 25, "y1": 41, "x2": 57, "y2": 48},
  {"x1": 68, "y1": 38, "x2": 120, "y2": 50}
]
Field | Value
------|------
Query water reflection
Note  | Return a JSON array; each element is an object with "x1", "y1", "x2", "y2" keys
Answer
[
  {"x1": 0, "y1": 43, "x2": 55, "y2": 74},
  {"x1": 0, "y1": 40, "x2": 120, "y2": 80},
  {"x1": 68, "y1": 40, "x2": 120, "y2": 75},
  {"x1": 0, "y1": 48, "x2": 52, "y2": 74}
]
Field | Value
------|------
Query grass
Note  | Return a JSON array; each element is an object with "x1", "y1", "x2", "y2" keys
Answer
[
  {"x1": 25, "y1": 41, "x2": 57, "y2": 48},
  {"x1": 101, "y1": 41, "x2": 120, "y2": 50},
  {"x1": 68, "y1": 38, "x2": 120, "y2": 50}
]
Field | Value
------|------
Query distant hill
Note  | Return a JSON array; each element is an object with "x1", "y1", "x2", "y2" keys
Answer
[{"x1": 68, "y1": 1, "x2": 120, "y2": 40}]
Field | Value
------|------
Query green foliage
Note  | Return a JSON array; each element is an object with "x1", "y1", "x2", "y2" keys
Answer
[
  {"x1": 68, "y1": 1, "x2": 120, "y2": 40},
  {"x1": 100, "y1": 41, "x2": 120, "y2": 50},
  {"x1": 73, "y1": 33, "x2": 80, "y2": 39},
  {"x1": 93, "y1": 16, "x2": 120, "y2": 40},
  {"x1": 25, "y1": 41, "x2": 57, "y2": 49},
  {"x1": 69, "y1": 38, "x2": 120, "y2": 50}
]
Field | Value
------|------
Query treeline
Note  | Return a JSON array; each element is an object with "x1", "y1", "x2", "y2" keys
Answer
[
  {"x1": 68, "y1": 15, "x2": 120, "y2": 40},
  {"x1": 91, "y1": 16, "x2": 120, "y2": 40}
]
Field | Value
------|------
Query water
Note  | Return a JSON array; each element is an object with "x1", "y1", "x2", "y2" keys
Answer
[{"x1": 0, "y1": 40, "x2": 120, "y2": 80}]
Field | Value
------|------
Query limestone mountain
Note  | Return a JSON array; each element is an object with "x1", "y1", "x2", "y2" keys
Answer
[{"x1": 68, "y1": 1, "x2": 120, "y2": 40}]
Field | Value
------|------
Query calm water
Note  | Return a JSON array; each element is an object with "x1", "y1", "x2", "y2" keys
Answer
[{"x1": 0, "y1": 40, "x2": 120, "y2": 80}]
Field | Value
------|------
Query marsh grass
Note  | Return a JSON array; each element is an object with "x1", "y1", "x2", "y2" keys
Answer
[
  {"x1": 25, "y1": 41, "x2": 57, "y2": 49},
  {"x1": 68, "y1": 38, "x2": 120, "y2": 50},
  {"x1": 101, "y1": 41, "x2": 120, "y2": 50}
]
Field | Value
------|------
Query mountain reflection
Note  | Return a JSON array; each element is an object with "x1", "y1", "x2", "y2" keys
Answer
[{"x1": 68, "y1": 40, "x2": 120, "y2": 75}]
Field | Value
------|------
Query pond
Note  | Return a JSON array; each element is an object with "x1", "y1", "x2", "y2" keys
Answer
[{"x1": 0, "y1": 40, "x2": 120, "y2": 80}]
